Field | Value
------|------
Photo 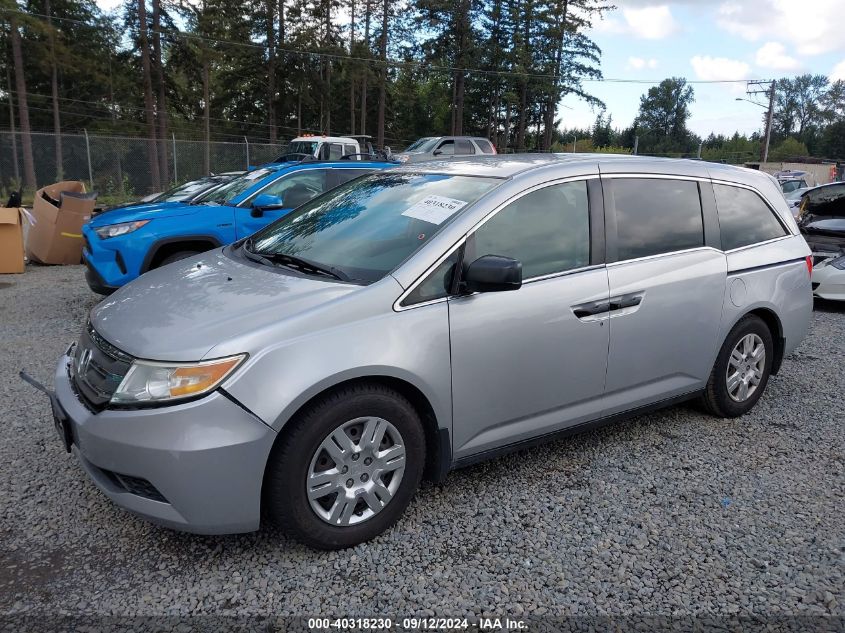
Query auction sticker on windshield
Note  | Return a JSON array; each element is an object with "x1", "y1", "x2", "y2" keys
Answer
[{"x1": 402, "y1": 195, "x2": 468, "y2": 225}]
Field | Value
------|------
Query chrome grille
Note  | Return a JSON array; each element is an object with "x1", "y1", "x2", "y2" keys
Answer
[{"x1": 70, "y1": 322, "x2": 134, "y2": 409}]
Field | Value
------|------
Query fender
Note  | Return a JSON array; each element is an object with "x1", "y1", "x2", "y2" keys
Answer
[{"x1": 140, "y1": 235, "x2": 224, "y2": 274}]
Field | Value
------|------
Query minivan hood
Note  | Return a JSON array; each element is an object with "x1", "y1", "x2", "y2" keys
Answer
[
  {"x1": 89, "y1": 201, "x2": 199, "y2": 226},
  {"x1": 90, "y1": 250, "x2": 359, "y2": 361}
]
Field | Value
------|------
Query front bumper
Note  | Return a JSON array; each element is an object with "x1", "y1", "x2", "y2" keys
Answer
[
  {"x1": 53, "y1": 354, "x2": 277, "y2": 534},
  {"x1": 83, "y1": 255, "x2": 119, "y2": 295}
]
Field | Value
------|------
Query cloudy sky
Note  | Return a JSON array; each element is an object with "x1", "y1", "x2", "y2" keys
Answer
[{"x1": 560, "y1": 0, "x2": 845, "y2": 137}]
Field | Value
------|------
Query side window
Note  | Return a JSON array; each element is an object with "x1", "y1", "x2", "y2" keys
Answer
[
  {"x1": 343, "y1": 144, "x2": 357, "y2": 158},
  {"x1": 327, "y1": 143, "x2": 344, "y2": 160},
  {"x1": 476, "y1": 139, "x2": 495, "y2": 154},
  {"x1": 403, "y1": 250, "x2": 461, "y2": 306},
  {"x1": 244, "y1": 170, "x2": 327, "y2": 207},
  {"x1": 470, "y1": 181, "x2": 590, "y2": 279},
  {"x1": 455, "y1": 139, "x2": 475, "y2": 155},
  {"x1": 328, "y1": 169, "x2": 371, "y2": 188},
  {"x1": 436, "y1": 140, "x2": 455, "y2": 156},
  {"x1": 714, "y1": 184, "x2": 789, "y2": 250},
  {"x1": 611, "y1": 178, "x2": 703, "y2": 261}
]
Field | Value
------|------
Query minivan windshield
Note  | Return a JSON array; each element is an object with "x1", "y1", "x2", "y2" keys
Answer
[
  {"x1": 196, "y1": 169, "x2": 273, "y2": 205},
  {"x1": 246, "y1": 172, "x2": 499, "y2": 283}
]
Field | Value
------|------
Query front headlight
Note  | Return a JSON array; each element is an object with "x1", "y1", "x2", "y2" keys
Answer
[
  {"x1": 830, "y1": 254, "x2": 845, "y2": 270},
  {"x1": 111, "y1": 354, "x2": 246, "y2": 404},
  {"x1": 94, "y1": 220, "x2": 150, "y2": 239}
]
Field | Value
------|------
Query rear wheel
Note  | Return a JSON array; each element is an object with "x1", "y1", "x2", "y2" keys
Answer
[
  {"x1": 700, "y1": 315, "x2": 773, "y2": 418},
  {"x1": 158, "y1": 250, "x2": 200, "y2": 267},
  {"x1": 264, "y1": 384, "x2": 425, "y2": 549}
]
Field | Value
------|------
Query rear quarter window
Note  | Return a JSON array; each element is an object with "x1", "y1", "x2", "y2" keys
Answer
[
  {"x1": 475, "y1": 139, "x2": 495, "y2": 154},
  {"x1": 714, "y1": 184, "x2": 788, "y2": 250}
]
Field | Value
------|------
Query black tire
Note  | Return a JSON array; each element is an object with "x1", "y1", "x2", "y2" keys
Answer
[
  {"x1": 158, "y1": 250, "x2": 200, "y2": 267},
  {"x1": 264, "y1": 383, "x2": 425, "y2": 550},
  {"x1": 700, "y1": 314, "x2": 774, "y2": 418}
]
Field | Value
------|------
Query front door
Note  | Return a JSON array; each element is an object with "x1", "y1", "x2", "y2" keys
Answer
[
  {"x1": 235, "y1": 169, "x2": 328, "y2": 238},
  {"x1": 449, "y1": 180, "x2": 610, "y2": 459}
]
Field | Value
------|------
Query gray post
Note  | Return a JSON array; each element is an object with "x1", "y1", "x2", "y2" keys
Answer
[
  {"x1": 697, "y1": 141, "x2": 703, "y2": 159},
  {"x1": 83, "y1": 129, "x2": 93, "y2": 189},
  {"x1": 762, "y1": 83, "x2": 775, "y2": 164},
  {"x1": 633, "y1": 135, "x2": 639, "y2": 155},
  {"x1": 572, "y1": 135, "x2": 577, "y2": 153},
  {"x1": 172, "y1": 132, "x2": 178, "y2": 183},
  {"x1": 244, "y1": 136, "x2": 250, "y2": 169}
]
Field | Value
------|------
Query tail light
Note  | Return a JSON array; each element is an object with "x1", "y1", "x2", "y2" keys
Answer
[{"x1": 805, "y1": 255, "x2": 813, "y2": 276}]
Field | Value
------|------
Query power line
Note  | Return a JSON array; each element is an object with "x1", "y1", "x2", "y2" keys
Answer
[{"x1": 2, "y1": 7, "x2": 774, "y2": 85}]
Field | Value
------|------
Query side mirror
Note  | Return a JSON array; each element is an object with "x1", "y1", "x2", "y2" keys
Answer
[
  {"x1": 463, "y1": 255, "x2": 522, "y2": 293},
  {"x1": 251, "y1": 193, "x2": 283, "y2": 216},
  {"x1": 433, "y1": 149, "x2": 442, "y2": 156}
]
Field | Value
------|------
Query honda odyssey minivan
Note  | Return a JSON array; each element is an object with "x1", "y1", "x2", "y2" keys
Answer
[{"x1": 41, "y1": 155, "x2": 812, "y2": 549}]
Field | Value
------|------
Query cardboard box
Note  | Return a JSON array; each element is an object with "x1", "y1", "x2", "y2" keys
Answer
[
  {"x1": 0, "y1": 207, "x2": 27, "y2": 273},
  {"x1": 26, "y1": 181, "x2": 96, "y2": 265}
]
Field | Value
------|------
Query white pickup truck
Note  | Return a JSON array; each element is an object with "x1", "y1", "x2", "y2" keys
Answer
[{"x1": 278, "y1": 135, "x2": 389, "y2": 161}]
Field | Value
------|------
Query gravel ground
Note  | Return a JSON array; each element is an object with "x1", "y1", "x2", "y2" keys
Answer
[{"x1": 1, "y1": 264, "x2": 843, "y2": 620}]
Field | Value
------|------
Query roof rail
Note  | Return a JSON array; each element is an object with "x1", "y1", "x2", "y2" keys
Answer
[{"x1": 339, "y1": 152, "x2": 398, "y2": 163}]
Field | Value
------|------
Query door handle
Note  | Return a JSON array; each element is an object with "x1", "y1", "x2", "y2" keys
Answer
[
  {"x1": 608, "y1": 294, "x2": 643, "y2": 312},
  {"x1": 572, "y1": 300, "x2": 610, "y2": 319}
]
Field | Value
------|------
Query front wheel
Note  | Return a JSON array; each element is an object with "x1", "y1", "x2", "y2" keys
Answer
[
  {"x1": 264, "y1": 384, "x2": 425, "y2": 549},
  {"x1": 158, "y1": 250, "x2": 200, "y2": 267},
  {"x1": 700, "y1": 315, "x2": 774, "y2": 418}
]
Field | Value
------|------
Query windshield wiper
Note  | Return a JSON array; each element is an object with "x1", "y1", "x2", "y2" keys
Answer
[{"x1": 242, "y1": 238, "x2": 351, "y2": 281}]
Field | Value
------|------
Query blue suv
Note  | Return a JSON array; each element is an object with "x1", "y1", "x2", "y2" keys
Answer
[{"x1": 83, "y1": 160, "x2": 395, "y2": 294}]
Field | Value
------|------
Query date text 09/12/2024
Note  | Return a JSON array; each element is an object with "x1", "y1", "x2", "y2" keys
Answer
[{"x1": 307, "y1": 618, "x2": 529, "y2": 631}]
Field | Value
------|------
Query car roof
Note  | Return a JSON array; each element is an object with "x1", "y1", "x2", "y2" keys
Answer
[{"x1": 390, "y1": 153, "x2": 735, "y2": 178}]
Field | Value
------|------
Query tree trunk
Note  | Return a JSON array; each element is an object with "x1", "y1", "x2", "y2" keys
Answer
[
  {"x1": 360, "y1": 0, "x2": 370, "y2": 135},
  {"x1": 454, "y1": 70, "x2": 465, "y2": 135},
  {"x1": 515, "y1": 0, "x2": 531, "y2": 152},
  {"x1": 6, "y1": 66, "x2": 20, "y2": 184},
  {"x1": 376, "y1": 0, "x2": 387, "y2": 148},
  {"x1": 503, "y1": 101, "x2": 511, "y2": 153},
  {"x1": 45, "y1": 0, "x2": 63, "y2": 180},
  {"x1": 266, "y1": 0, "x2": 277, "y2": 142},
  {"x1": 9, "y1": 16, "x2": 36, "y2": 191},
  {"x1": 326, "y1": 60, "x2": 332, "y2": 135},
  {"x1": 516, "y1": 82, "x2": 527, "y2": 151},
  {"x1": 349, "y1": 0, "x2": 355, "y2": 136},
  {"x1": 542, "y1": 0, "x2": 567, "y2": 151},
  {"x1": 278, "y1": 0, "x2": 286, "y2": 139},
  {"x1": 152, "y1": 0, "x2": 169, "y2": 184},
  {"x1": 203, "y1": 57, "x2": 210, "y2": 173},
  {"x1": 138, "y1": 0, "x2": 161, "y2": 192}
]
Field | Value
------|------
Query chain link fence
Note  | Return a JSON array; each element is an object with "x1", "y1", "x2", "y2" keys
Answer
[{"x1": 0, "y1": 130, "x2": 287, "y2": 204}]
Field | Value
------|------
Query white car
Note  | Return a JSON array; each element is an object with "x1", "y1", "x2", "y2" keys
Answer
[{"x1": 812, "y1": 255, "x2": 845, "y2": 301}]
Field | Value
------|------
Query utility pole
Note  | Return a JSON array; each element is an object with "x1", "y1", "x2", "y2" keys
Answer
[{"x1": 746, "y1": 79, "x2": 775, "y2": 163}]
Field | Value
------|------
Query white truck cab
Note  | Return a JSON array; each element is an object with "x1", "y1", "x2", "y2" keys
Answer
[{"x1": 285, "y1": 135, "x2": 380, "y2": 161}]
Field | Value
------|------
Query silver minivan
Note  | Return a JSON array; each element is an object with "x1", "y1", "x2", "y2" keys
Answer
[{"x1": 44, "y1": 155, "x2": 813, "y2": 549}]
